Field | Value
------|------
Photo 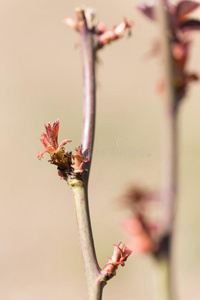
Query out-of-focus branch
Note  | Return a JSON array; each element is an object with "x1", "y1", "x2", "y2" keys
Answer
[
  {"x1": 157, "y1": 0, "x2": 178, "y2": 240},
  {"x1": 157, "y1": 2, "x2": 178, "y2": 300}
]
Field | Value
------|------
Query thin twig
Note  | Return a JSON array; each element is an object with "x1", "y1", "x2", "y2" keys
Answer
[
  {"x1": 67, "y1": 9, "x2": 132, "y2": 299},
  {"x1": 71, "y1": 9, "x2": 103, "y2": 299},
  {"x1": 76, "y1": 9, "x2": 96, "y2": 186}
]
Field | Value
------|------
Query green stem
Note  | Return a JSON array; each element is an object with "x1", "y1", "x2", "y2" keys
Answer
[
  {"x1": 69, "y1": 178, "x2": 106, "y2": 299},
  {"x1": 155, "y1": 254, "x2": 171, "y2": 300}
]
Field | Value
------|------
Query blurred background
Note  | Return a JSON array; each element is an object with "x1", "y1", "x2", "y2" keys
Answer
[{"x1": 1, "y1": 0, "x2": 200, "y2": 299}]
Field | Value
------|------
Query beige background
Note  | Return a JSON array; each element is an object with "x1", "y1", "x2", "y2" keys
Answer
[{"x1": 1, "y1": 0, "x2": 200, "y2": 299}]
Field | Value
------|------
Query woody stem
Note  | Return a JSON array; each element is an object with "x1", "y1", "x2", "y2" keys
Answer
[
  {"x1": 76, "y1": 8, "x2": 96, "y2": 186},
  {"x1": 71, "y1": 9, "x2": 106, "y2": 299},
  {"x1": 157, "y1": 1, "x2": 178, "y2": 300}
]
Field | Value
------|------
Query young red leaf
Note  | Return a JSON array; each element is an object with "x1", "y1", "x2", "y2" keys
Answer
[{"x1": 176, "y1": 0, "x2": 200, "y2": 22}]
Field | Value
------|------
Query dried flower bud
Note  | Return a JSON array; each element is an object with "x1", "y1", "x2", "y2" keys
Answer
[{"x1": 101, "y1": 242, "x2": 132, "y2": 280}]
